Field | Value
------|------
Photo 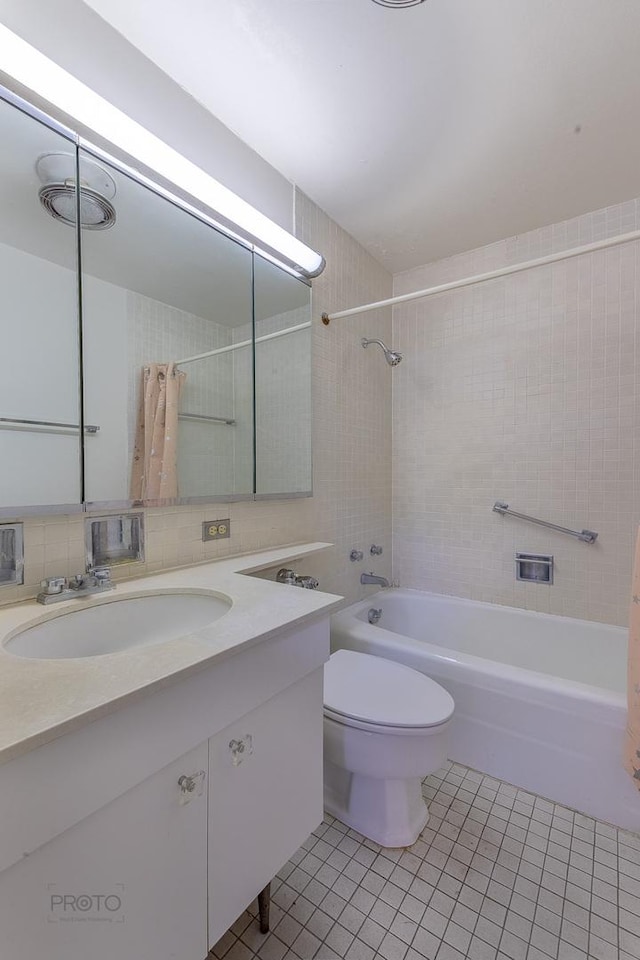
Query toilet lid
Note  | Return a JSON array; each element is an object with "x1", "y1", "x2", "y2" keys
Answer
[{"x1": 324, "y1": 650, "x2": 455, "y2": 729}]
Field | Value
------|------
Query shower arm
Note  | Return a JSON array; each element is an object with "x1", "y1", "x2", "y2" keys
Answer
[{"x1": 361, "y1": 338, "x2": 387, "y2": 351}]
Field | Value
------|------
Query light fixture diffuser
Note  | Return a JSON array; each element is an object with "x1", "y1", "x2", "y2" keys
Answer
[
  {"x1": 0, "y1": 24, "x2": 325, "y2": 277},
  {"x1": 371, "y1": 0, "x2": 426, "y2": 6}
]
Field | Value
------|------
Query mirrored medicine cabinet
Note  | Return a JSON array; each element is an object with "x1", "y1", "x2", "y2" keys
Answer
[{"x1": 0, "y1": 87, "x2": 312, "y2": 517}]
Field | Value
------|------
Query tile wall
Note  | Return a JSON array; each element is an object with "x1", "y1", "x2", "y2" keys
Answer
[
  {"x1": 0, "y1": 191, "x2": 393, "y2": 606},
  {"x1": 392, "y1": 197, "x2": 640, "y2": 626}
]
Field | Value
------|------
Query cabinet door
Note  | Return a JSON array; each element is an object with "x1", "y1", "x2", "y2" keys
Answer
[
  {"x1": 0, "y1": 742, "x2": 208, "y2": 960},
  {"x1": 208, "y1": 668, "x2": 324, "y2": 946},
  {"x1": 0, "y1": 96, "x2": 83, "y2": 512},
  {"x1": 253, "y1": 251, "x2": 312, "y2": 497}
]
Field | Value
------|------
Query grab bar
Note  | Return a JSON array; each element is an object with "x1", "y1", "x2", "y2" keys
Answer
[{"x1": 492, "y1": 501, "x2": 598, "y2": 544}]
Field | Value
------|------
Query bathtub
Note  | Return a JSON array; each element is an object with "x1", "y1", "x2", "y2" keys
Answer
[{"x1": 330, "y1": 589, "x2": 639, "y2": 832}]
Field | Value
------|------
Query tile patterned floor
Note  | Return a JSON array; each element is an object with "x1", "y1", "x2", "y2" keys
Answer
[{"x1": 210, "y1": 762, "x2": 640, "y2": 960}]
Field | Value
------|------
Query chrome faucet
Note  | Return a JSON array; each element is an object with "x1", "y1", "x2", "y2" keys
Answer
[
  {"x1": 37, "y1": 567, "x2": 114, "y2": 604},
  {"x1": 360, "y1": 572, "x2": 390, "y2": 587},
  {"x1": 276, "y1": 568, "x2": 319, "y2": 590}
]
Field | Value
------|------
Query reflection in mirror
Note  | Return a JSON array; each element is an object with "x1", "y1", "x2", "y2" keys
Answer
[
  {"x1": 80, "y1": 149, "x2": 254, "y2": 506},
  {"x1": 253, "y1": 254, "x2": 312, "y2": 495},
  {"x1": 0, "y1": 96, "x2": 81, "y2": 509}
]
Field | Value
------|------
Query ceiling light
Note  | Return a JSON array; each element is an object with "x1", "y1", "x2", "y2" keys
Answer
[
  {"x1": 0, "y1": 24, "x2": 325, "y2": 277},
  {"x1": 371, "y1": 0, "x2": 426, "y2": 6}
]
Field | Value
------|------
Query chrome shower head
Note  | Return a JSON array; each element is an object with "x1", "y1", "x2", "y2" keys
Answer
[{"x1": 361, "y1": 337, "x2": 403, "y2": 366}]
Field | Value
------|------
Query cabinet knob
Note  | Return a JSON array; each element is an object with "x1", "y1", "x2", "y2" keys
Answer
[
  {"x1": 229, "y1": 735, "x2": 253, "y2": 766},
  {"x1": 177, "y1": 769, "x2": 206, "y2": 804}
]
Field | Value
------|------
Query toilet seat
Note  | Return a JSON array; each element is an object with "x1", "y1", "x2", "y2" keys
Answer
[{"x1": 324, "y1": 649, "x2": 454, "y2": 731}]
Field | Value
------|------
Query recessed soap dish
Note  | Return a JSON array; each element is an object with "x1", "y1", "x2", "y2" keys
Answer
[
  {"x1": 85, "y1": 513, "x2": 144, "y2": 570},
  {"x1": 0, "y1": 523, "x2": 23, "y2": 587}
]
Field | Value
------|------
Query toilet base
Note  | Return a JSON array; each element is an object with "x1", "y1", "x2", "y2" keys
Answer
[{"x1": 324, "y1": 760, "x2": 429, "y2": 848}]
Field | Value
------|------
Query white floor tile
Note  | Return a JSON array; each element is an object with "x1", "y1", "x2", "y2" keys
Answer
[{"x1": 209, "y1": 763, "x2": 638, "y2": 960}]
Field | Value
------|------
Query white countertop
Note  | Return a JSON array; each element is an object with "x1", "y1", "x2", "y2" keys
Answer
[{"x1": 0, "y1": 542, "x2": 343, "y2": 765}]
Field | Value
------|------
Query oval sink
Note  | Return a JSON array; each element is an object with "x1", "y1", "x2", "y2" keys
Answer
[{"x1": 4, "y1": 592, "x2": 232, "y2": 659}]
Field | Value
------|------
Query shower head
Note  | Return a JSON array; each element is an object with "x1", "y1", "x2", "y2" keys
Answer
[
  {"x1": 36, "y1": 153, "x2": 117, "y2": 230},
  {"x1": 361, "y1": 337, "x2": 403, "y2": 366}
]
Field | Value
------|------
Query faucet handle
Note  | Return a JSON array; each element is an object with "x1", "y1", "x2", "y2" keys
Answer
[
  {"x1": 296, "y1": 575, "x2": 319, "y2": 590},
  {"x1": 276, "y1": 568, "x2": 297, "y2": 585},
  {"x1": 40, "y1": 576, "x2": 67, "y2": 595},
  {"x1": 276, "y1": 568, "x2": 319, "y2": 589}
]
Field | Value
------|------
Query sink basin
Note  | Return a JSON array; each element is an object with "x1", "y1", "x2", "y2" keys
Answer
[{"x1": 4, "y1": 592, "x2": 232, "y2": 659}]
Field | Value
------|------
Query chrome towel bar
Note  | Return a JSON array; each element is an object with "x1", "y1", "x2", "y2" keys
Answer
[
  {"x1": 178, "y1": 412, "x2": 236, "y2": 426},
  {"x1": 0, "y1": 416, "x2": 99, "y2": 434},
  {"x1": 492, "y1": 501, "x2": 598, "y2": 544}
]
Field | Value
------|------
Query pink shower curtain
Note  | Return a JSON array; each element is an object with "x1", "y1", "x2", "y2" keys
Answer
[
  {"x1": 130, "y1": 362, "x2": 186, "y2": 501},
  {"x1": 625, "y1": 526, "x2": 640, "y2": 786}
]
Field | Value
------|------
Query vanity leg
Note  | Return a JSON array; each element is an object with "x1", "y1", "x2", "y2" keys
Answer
[{"x1": 258, "y1": 882, "x2": 271, "y2": 934}]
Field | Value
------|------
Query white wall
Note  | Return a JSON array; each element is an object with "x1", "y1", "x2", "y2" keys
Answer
[{"x1": 392, "y1": 196, "x2": 640, "y2": 627}]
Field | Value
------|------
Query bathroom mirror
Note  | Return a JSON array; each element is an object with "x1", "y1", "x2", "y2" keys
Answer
[
  {"x1": 254, "y1": 254, "x2": 312, "y2": 496},
  {"x1": 80, "y1": 147, "x2": 255, "y2": 505},
  {"x1": 0, "y1": 96, "x2": 82, "y2": 511},
  {"x1": 0, "y1": 86, "x2": 314, "y2": 516}
]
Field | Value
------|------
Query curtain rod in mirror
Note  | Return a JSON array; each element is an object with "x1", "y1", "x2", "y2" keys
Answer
[{"x1": 0, "y1": 24, "x2": 325, "y2": 281}]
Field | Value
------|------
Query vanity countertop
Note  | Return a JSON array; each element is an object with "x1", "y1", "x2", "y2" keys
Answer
[{"x1": 0, "y1": 542, "x2": 343, "y2": 765}]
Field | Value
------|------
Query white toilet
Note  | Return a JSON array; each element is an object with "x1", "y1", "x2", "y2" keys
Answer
[{"x1": 323, "y1": 650, "x2": 455, "y2": 847}]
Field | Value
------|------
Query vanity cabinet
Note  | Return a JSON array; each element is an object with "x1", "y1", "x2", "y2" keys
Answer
[{"x1": 0, "y1": 616, "x2": 328, "y2": 960}]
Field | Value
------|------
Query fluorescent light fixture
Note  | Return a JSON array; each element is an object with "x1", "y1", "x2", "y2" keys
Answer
[{"x1": 0, "y1": 23, "x2": 325, "y2": 278}]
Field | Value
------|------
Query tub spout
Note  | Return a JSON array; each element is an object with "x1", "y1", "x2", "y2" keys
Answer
[{"x1": 361, "y1": 572, "x2": 389, "y2": 587}]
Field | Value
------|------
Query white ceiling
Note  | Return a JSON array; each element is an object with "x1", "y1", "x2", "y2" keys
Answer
[{"x1": 80, "y1": 0, "x2": 640, "y2": 274}]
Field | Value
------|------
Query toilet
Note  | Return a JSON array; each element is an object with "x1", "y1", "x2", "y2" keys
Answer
[{"x1": 323, "y1": 650, "x2": 455, "y2": 847}]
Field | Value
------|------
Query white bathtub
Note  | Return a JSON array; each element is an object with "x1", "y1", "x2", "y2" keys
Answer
[{"x1": 330, "y1": 589, "x2": 639, "y2": 832}]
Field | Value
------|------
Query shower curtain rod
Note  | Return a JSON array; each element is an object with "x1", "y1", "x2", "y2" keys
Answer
[
  {"x1": 320, "y1": 228, "x2": 640, "y2": 324},
  {"x1": 176, "y1": 320, "x2": 311, "y2": 366}
]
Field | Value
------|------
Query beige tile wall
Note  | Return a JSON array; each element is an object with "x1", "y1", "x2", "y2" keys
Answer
[
  {"x1": 392, "y1": 197, "x2": 640, "y2": 626},
  {"x1": 0, "y1": 192, "x2": 393, "y2": 607}
]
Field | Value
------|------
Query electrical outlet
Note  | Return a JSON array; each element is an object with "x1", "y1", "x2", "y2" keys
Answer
[{"x1": 202, "y1": 519, "x2": 231, "y2": 541}]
